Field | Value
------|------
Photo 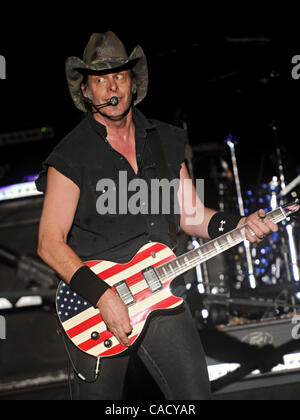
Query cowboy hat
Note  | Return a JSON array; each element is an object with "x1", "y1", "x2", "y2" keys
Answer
[{"x1": 65, "y1": 31, "x2": 148, "y2": 112}]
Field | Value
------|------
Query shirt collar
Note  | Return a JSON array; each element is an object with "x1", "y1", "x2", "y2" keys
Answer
[
  {"x1": 132, "y1": 108, "x2": 156, "y2": 134},
  {"x1": 87, "y1": 111, "x2": 107, "y2": 138},
  {"x1": 87, "y1": 107, "x2": 156, "y2": 140}
]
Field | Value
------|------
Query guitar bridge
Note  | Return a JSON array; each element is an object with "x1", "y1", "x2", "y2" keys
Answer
[{"x1": 142, "y1": 267, "x2": 162, "y2": 293}]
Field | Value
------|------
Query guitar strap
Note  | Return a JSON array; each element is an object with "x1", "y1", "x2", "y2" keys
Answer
[{"x1": 146, "y1": 128, "x2": 178, "y2": 249}]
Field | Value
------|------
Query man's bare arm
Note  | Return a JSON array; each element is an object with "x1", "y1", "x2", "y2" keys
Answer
[
  {"x1": 37, "y1": 167, "x2": 132, "y2": 347},
  {"x1": 37, "y1": 167, "x2": 83, "y2": 281},
  {"x1": 178, "y1": 163, "x2": 217, "y2": 238},
  {"x1": 178, "y1": 162, "x2": 278, "y2": 241}
]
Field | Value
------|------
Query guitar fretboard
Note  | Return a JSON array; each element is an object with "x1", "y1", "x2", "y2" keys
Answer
[{"x1": 156, "y1": 207, "x2": 286, "y2": 283}]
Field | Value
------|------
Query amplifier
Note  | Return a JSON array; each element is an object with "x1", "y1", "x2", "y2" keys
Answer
[
  {"x1": 0, "y1": 178, "x2": 42, "y2": 202},
  {"x1": 200, "y1": 313, "x2": 300, "y2": 399},
  {"x1": 0, "y1": 307, "x2": 69, "y2": 400},
  {"x1": 0, "y1": 126, "x2": 54, "y2": 146},
  {"x1": 0, "y1": 196, "x2": 44, "y2": 291}
]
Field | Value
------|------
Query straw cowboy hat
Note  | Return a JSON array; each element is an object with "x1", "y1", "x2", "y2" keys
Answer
[{"x1": 65, "y1": 31, "x2": 148, "y2": 112}]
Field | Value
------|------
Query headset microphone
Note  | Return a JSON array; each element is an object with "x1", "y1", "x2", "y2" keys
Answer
[
  {"x1": 109, "y1": 96, "x2": 119, "y2": 106},
  {"x1": 94, "y1": 96, "x2": 119, "y2": 110},
  {"x1": 83, "y1": 96, "x2": 119, "y2": 113}
]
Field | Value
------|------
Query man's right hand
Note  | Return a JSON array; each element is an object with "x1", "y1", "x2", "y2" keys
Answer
[{"x1": 96, "y1": 288, "x2": 133, "y2": 347}]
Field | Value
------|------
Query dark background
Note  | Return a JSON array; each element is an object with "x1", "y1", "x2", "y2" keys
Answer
[
  {"x1": 1, "y1": 7, "x2": 300, "y2": 401},
  {"x1": 1, "y1": 9, "x2": 300, "y2": 195}
]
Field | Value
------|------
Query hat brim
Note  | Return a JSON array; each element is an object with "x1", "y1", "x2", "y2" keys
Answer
[{"x1": 66, "y1": 45, "x2": 148, "y2": 112}]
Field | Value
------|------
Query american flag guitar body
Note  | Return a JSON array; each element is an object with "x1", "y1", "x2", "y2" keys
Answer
[{"x1": 56, "y1": 201, "x2": 299, "y2": 358}]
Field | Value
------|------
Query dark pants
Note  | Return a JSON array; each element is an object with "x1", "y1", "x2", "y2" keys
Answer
[{"x1": 66, "y1": 303, "x2": 211, "y2": 400}]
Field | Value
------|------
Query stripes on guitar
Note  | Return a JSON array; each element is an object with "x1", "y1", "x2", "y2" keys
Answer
[
  {"x1": 57, "y1": 202, "x2": 300, "y2": 358},
  {"x1": 56, "y1": 242, "x2": 183, "y2": 358}
]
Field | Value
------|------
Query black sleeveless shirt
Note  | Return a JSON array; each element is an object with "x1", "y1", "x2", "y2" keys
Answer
[{"x1": 35, "y1": 108, "x2": 186, "y2": 264}]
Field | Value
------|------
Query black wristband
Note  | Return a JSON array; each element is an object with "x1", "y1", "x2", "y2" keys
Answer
[
  {"x1": 69, "y1": 266, "x2": 111, "y2": 308},
  {"x1": 208, "y1": 212, "x2": 243, "y2": 239}
]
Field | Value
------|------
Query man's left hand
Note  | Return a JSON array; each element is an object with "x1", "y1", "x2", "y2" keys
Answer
[{"x1": 237, "y1": 209, "x2": 278, "y2": 243}]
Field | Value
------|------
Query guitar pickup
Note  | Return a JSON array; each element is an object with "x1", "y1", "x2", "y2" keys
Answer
[
  {"x1": 142, "y1": 267, "x2": 162, "y2": 293},
  {"x1": 114, "y1": 280, "x2": 136, "y2": 306}
]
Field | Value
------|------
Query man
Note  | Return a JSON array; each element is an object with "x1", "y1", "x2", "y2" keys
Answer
[{"x1": 35, "y1": 31, "x2": 278, "y2": 400}]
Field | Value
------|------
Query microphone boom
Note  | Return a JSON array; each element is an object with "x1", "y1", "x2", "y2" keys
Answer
[{"x1": 95, "y1": 96, "x2": 119, "y2": 110}]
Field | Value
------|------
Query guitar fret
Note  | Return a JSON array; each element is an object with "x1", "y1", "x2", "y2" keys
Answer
[
  {"x1": 232, "y1": 231, "x2": 242, "y2": 242},
  {"x1": 168, "y1": 264, "x2": 174, "y2": 273},
  {"x1": 200, "y1": 245, "x2": 209, "y2": 257},
  {"x1": 157, "y1": 202, "x2": 299, "y2": 283},
  {"x1": 213, "y1": 241, "x2": 222, "y2": 252},
  {"x1": 227, "y1": 234, "x2": 234, "y2": 244},
  {"x1": 277, "y1": 208, "x2": 286, "y2": 221}
]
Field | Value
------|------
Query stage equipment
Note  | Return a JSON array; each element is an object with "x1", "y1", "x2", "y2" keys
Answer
[
  {"x1": 0, "y1": 190, "x2": 59, "y2": 311},
  {"x1": 0, "y1": 245, "x2": 57, "y2": 290},
  {"x1": 0, "y1": 308, "x2": 69, "y2": 400},
  {"x1": 226, "y1": 134, "x2": 256, "y2": 289},
  {"x1": 0, "y1": 126, "x2": 54, "y2": 146},
  {"x1": 0, "y1": 121, "x2": 57, "y2": 192},
  {"x1": 241, "y1": 122, "x2": 300, "y2": 288},
  {"x1": 272, "y1": 121, "x2": 300, "y2": 283},
  {"x1": 201, "y1": 313, "x2": 300, "y2": 399},
  {"x1": 184, "y1": 129, "x2": 212, "y2": 295},
  {"x1": 243, "y1": 180, "x2": 292, "y2": 289},
  {"x1": 0, "y1": 176, "x2": 42, "y2": 201},
  {"x1": 0, "y1": 191, "x2": 69, "y2": 400},
  {"x1": 187, "y1": 127, "x2": 299, "y2": 320},
  {"x1": 279, "y1": 174, "x2": 300, "y2": 198}
]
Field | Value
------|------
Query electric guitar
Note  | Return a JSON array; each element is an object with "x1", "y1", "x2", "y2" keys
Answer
[{"x1": 56, "y1": 201, "x2": 299, "y2": 358}]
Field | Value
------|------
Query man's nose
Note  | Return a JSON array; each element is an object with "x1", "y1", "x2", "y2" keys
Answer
[{"x1": 107, "y1": 75, "x2": 118, "y2": 91}]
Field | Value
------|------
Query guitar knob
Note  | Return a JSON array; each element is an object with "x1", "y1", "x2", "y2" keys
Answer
[
  {"x1": 91, "y1": 331, "x2": 100, "y2": 341},
  {"x1": 104, "y1": 339, "x2": 113, "y2": 348}
]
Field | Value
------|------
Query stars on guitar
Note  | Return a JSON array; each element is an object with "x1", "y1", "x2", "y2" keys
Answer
[{"x1": 57, "y1": 283, "x2": 89, "y2": 320}]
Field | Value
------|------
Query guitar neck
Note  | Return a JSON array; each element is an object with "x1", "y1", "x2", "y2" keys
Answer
[{"x1": 156, "y1": 203, "x2": 297, "y2": 283}]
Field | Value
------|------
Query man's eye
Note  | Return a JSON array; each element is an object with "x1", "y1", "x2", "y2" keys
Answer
[
  {"x1": 97, "y1": 77, "x2": 105, "y2": 83},
  {"x1": 116, "y1": 74, "x2": 124, "y2": 80}
]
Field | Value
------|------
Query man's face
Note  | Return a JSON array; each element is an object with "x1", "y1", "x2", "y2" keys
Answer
[{"x1": 82, "y1": 69, "x2": 136, "y2": 120}]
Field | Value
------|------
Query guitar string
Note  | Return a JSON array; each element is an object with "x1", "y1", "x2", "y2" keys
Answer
[
  {"x1": 156, "y1": 214, "x2": 284, "y2": 285},
  {"x1": 86, "y1": 213, "x2": 284, "y2": 297},
  {"x1": 105, "y1": 212, "x2": 283, "y2": 290},
  {"x1": 125, "y1": 214, "x2": 283, "y2": 288},
  {"x1": 62, "y1": 213, "x2": 287, "y2": 308}
]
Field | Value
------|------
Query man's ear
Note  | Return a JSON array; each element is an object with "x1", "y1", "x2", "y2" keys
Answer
[
  {"x1": 131, "y1": 73, "x2": 137, "y2": 94},
  {"x1": 132, "y1": 83, "x2": 137, "y2": 94},
  {"x1": 81, "y1": 83, "x2": 88, "y2": 98},
  {"x1": 81, "y1": 82, "x2": 93, "y2": 103}
]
